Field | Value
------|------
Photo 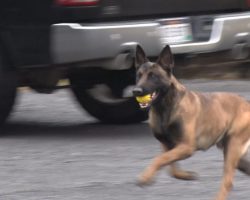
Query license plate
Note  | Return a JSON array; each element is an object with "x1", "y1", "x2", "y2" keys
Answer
[{"x1": 158, "y1": 18, "x2": 193, "y2": 45}]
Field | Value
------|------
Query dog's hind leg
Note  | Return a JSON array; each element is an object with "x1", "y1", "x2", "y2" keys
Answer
[
  {"x1": 237, "y1": 140, "x2": 250, "y2": 175},
  {"x1": 169, "y1": 163, "x2": 198, "y2": 180},
  {"x1": 215, "y1": 137, "x2": 242, "y2": 200},
  {"x1": 238, "y1": 155, "x2": 250, "y2": 175}
]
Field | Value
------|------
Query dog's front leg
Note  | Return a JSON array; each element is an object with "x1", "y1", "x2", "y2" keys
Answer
[
  {"x1": 169, "y1": 163, "x2": 198, "y2": 180},
  {"x1": 138, "y1": 144, "x2": 194, "y2": 185},
  {"x1": 162, "y1": 144, "x2": 198, "y2": 180}
]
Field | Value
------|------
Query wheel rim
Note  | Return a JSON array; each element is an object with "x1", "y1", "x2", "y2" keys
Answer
[
  {"x1": 86, "y1": 84, "x2": 134, "y2": 104},
  {"x1": 70, "y1": 68, "x2": 148, "y2": 123}
]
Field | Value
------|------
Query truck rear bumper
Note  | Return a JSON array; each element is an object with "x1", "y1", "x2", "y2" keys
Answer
[{"x1": 51, "y1": 12, "x2": 250, "y2": 66}]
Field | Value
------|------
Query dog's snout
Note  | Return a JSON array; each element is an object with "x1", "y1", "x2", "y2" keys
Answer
[{"x1": 133, "y1": 87, "x2": 143, "y2": 96}]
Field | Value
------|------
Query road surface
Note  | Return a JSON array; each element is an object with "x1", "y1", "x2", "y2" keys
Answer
[{"x1": 1, "y1": 80, "x2": 250, "y2": 200}]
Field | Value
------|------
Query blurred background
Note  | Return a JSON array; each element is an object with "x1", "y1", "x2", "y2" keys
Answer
[{"x1": 0, "y1": 0, "x2": 250, "y2": 199}]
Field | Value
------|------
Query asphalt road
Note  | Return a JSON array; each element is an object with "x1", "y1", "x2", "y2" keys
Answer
[{"x1": 1, "y1": 80, "x2": 250, "y2": 200}]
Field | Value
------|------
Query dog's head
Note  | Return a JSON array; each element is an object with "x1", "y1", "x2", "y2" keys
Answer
[{"x1": 133, "y1": 45, "x2": 175, "y2": 109}]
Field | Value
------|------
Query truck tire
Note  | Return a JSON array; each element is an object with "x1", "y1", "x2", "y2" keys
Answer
[
  {"x1": 70, "y1": 69, "x2": 148, "y2": 124},
  {"x1": 0, "y1": 51, "x2": 17, "y2": 125}
]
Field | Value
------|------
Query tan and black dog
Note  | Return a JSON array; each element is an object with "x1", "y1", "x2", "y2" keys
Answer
[{"x1": 132, "y1": 45, "x2": 250, "y2": 200}]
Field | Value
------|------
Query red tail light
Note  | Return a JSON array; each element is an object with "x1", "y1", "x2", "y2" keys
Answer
[
  {"x1": 55, "y1": 0, "x2": 99, "y2": 6},
  {"x1": 246, "y1": 0, "x2": 250, "y2": 7}
]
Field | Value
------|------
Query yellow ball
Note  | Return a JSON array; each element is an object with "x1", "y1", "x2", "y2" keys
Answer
[{"x1": 136, "y1": 94, "x2": 151, "y2": 103}]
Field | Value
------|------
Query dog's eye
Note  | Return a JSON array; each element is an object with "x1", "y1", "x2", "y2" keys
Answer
[{"x1": 148, "y1": 72, "x2": 157, "y2": 80}]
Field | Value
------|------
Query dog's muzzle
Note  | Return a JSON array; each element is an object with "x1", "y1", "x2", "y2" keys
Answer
[
  {"x1": 132, "y1": 87, "x2": 144, "y2": 96},
  {"x1": 133, "y1": 87, "x2": 159, "y2": 109}
]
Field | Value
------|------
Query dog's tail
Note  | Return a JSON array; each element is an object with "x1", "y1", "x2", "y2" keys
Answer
[{"x1": 238, "y1": 154, "x2": 250, "y2": 175}]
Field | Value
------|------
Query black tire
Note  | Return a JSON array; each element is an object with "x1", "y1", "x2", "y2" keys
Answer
[
  {"x1": 0, "y1": 50, "x2": 17, "y2": 125},
  {"x1": 70, "y1": 69, "x2": 148, "y2": 124}
]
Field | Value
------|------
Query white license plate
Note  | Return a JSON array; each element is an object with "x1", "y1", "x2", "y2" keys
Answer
[{"x1": 158, "y1": 18, "x2": 193, "y2": 45}]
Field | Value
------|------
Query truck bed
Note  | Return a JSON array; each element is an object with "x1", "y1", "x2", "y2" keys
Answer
[{"x1": 54, "y1": 0, "x2": 249, "y2": 23}]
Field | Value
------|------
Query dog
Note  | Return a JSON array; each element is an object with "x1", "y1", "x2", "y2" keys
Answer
[{"x1": 132, "y1": 45, "x2": 250, "y2": 200}]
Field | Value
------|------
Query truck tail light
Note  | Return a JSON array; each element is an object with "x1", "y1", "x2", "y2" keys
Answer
[
  {"x1": 55, "y1": 0, "x2": 99, "y2": 6},
  {"x1": 246, "y1": 0, "x2": 250, "y2": 7}
]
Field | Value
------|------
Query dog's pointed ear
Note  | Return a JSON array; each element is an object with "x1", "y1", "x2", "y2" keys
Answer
[
  {"x1": 135, "y1": 45, "x2": 148, "y2": 69},
  {"x1": 156, "y1": 45, "x2": 174, "y2": 73}
]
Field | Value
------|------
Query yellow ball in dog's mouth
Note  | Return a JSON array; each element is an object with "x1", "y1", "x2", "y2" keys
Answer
[{"x1": 136, "y1": 94, "x2": 152, "y2": 104}]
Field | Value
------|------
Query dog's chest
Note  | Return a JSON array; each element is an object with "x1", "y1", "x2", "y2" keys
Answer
[{"x1": 149, "y1": 111, "x2": 182, "y2": 148}]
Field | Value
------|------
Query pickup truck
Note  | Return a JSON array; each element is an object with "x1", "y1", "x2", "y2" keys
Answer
[{"x1": 1, "y1": 0, "x2": 250, "y2": 124}]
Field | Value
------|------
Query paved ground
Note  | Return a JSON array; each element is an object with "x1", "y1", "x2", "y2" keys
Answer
[{"x1": 1, "y1": 80, "x2": 250, "y2": 200}]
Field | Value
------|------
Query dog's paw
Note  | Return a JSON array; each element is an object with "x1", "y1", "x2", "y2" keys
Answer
[
  {"x1": 136, "y1": 174, "x2": 154, "y2": 187},
  {"x1": 171, "y1": 170, "x2": 199, "y2": 181},
  {"x1": 181, "y1": 171, "x2": 199, "y2": 181}
]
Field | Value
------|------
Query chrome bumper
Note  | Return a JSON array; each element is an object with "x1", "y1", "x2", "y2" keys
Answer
[{"x1": 51, "y1": 12, "x2": 250, "y2": 65}]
